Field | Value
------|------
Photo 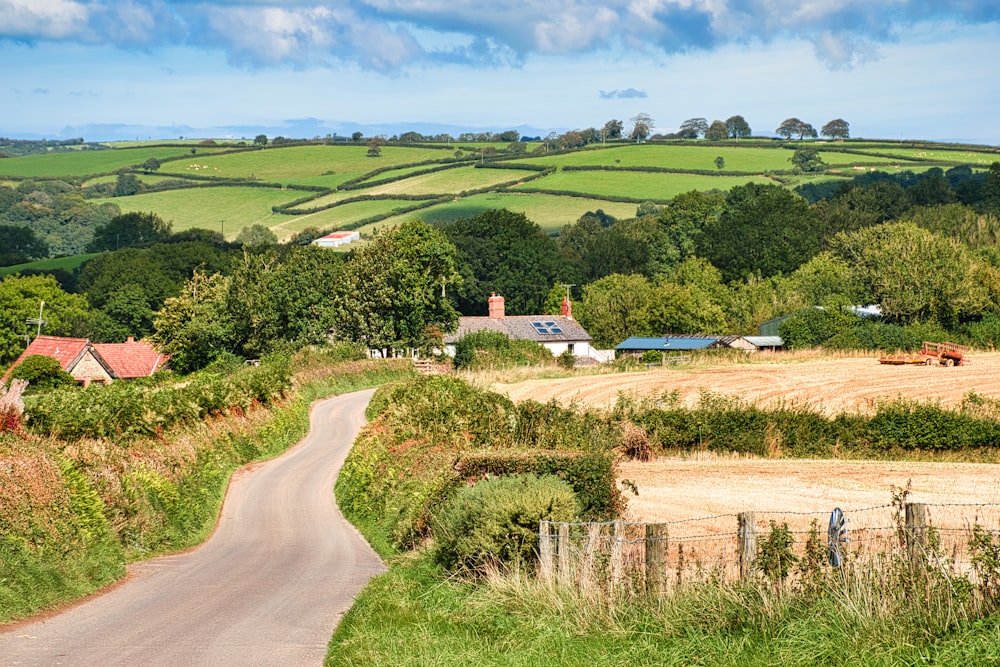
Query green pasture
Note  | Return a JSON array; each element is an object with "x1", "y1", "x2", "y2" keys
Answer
[
  {"x1": 272, "y1": 198, "x2": 431, "y2": 238},
  {"x1": 515, "y1": 170, "x2": 775, "y2": 201},
  {"x1": 352, "y1": 162, "x2": 464, "y2": 185},
  {"x1": 0, "y1": 253, "x2": 100, "y2": 278},
  {"x1": 0, "y1": 146, "x2": 225, "y2": 179},
  {"x1": 370, "y1": 192, "x2": 640, "y2": 234},
  {"x1": 843, "y1": 146, "x2": 1000, "y2": 165},
  {"x1": 170, "y1": 145, "x2": 456, "y2": 188},
  {"x1": 362, "y1": 165, "x2": 530, "y2": 196},
  {"x1": 96, "y1": 186, "x2": 301, "y2": 239}
]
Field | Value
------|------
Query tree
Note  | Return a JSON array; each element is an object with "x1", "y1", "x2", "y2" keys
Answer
[
  {"x1": 714, "y1": 156, "x2": 726, "y2": 170},
  {"x1": 628, "y1": 113, "x2": 654, "y2": 142},
  {"x1": 0, "y1": 224, "x2": 48, "y2": 266},
  {"x1": 577, "y1": 274, "x2": 655, "y2": 348},
  {"x1": 441, "y1": 209, "x2": 577, "y2": 315},
  {"x1": 655, "y1": 190, "x2": 725, "y2": 269},
  {"x1": 790, "y1": 147, "x2": 827, "y2": 173},
  {"x1": 0, "y1": 274, "x2": 100, "y2": 364},
  {"x1": 820, "y1": 119, "x2": 850, "y2": 140},
  {"x1": 351, "y1": 131, "x2": 364, "y2": 142},
  {"x1": 705, "y1": 120, "x2": 729, "y2": 142},
  {"x1": 830, "y1": 222, "x2": 992, "y2": 326},
  {"x1": 330, "y1": 220, "x2": 461, "y2": 354},
  {"x1": 498, "y1": 130, "x2": 520, "y2": 143},
  {"x1": 114, "y1": 172, "x2": 140, "y2": 197},
  {"x1": 86, "y1": 211, "x2": 172, "y2": 252},
  {"x1": 776, "y1": 118, "x2": 817, "y2": 140},
  {"x1": 152, "y1": 270, "x2": 234, "y2": 373},
  {"x1": 698, "y1": 183, "x2": 820, "y2": 282},
  {"x1": 602, "y1": 119, "x2": 623, "y2": 141},
  {"x1": 142, "y1": 157, "x2": 161, "y2": 172},
  {"x1": 254, "y1": 134, "x2": 268, "y2": 147},
  {"x1": 726, "y1": 115, "x2": 752, "y2": 139},
  {"x1": 367, "y1": 137, "x2": 384, "y2": 157},
  {"x1": 981, "y1": 162, "x2": 1000, "y2": 216},
  {"x1": 234, "y1": 224, "x2": 278, "y2": 247},
  {"x1": 678, "y1": 118, "x2": 708, "y2": 139}
]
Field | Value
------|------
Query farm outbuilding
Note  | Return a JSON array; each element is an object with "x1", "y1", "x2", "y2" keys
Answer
[
  {"x1": 2, "y1": 335, "x2": 167, "y2": 386},
  {"x1": 312, "y1": 231, "x2": 360, "y2": 248}
]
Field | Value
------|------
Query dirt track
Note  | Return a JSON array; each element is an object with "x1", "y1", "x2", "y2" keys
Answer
[{"x1": 496, "y1": 353, "x2": 1000, "y2": 525}]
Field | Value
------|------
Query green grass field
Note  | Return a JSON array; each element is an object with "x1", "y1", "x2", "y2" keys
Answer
[
  {"x1": 515, "y1": 170, "x2": 775, "y2": 201},
  {"x1": 371, "y1": 192, "x2": 640, "y2": 234},
  {"x1": 95, "y1": 186, "x2": 302, "y2": 239},
  {"x1": 0, "y1": 253, "x2": 101, "y2": 278},
  {"x1": 166, "y1": 145, "x2": 457, "y2": 188},
  {"x1": 0, "y1": 146, "x2": 227, "y2": 179}
]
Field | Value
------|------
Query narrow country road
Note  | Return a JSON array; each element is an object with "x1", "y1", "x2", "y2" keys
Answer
[{"x1": 0, "y1": 389, "x2": 385, "y2": 666}]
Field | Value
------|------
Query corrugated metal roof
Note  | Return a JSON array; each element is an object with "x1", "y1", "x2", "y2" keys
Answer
[
  {"x1": 743, "y1": 336, "x2": 784, "y2": 348},
  {"x1": 616, "y1": 336, "x2": 719, "y2": 351}
]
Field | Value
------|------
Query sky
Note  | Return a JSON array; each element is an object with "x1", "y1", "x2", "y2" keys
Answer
[{"x1": 1, "y1": 0, "x2": 999, "y2": 145}]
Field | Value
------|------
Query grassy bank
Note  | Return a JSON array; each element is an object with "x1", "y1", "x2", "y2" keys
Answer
[{"x1": 0, "y1": 351, "x2": 414, "y2": 624}]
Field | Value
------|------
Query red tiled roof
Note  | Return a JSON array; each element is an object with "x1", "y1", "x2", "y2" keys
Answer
[
  {"x1": 1, "y1": 335, "x2": 90, "y2": 383},
  {"x1": 92, "y1": 338, "x2": 168, "y2": 379}
]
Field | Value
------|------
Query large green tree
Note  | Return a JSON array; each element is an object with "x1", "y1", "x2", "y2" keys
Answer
[
  {"x1": 725, "y1": 115, "x2": 752, "y2": 139},
  {"x1": 0, "y1": 274, "x2": 101, "y2": 364},
  {"x1": 330, "y1": 220, "x2": 460, "y2": 354},
  {"x1": 820, "y1": 119, "x2": 850, "y2": 139},
  {"x1": 86, "y1": 211, "x2": 172, "y2": 252},
  {"x1": 577, "y1": 274, "x2": 655, "y2": 349},
  {"x1": 829, "y1": 222, "x2": 993, "y2": 326},
  {"x1": 152, "y1": 270, "x2": 234, "y2": 373},
  {"x1": 441, "y1": 209, "x2": 576, "y2": 315},
  {"x1": 0, "y1": 224, "x2": 48, "y2": 266},
  {"x1": 698, "y1": 183, "x2": 819, "y2": 282}
]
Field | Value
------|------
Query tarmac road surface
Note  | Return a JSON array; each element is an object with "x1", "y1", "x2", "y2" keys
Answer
[{"x1": 0, "y1": 388, "x2": 385, "y2": 666}]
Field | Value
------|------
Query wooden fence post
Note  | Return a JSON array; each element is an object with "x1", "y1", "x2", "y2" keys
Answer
[
  {"x1": 580, "y1": 523, "x2": 601, "y2": 594},
  {"x1": 558, "y1": 522, "x2": 571, "y2": 581},
  {"x1": 645, "y1": 523, "x2": 668, "y2": 594},
  {"x1": 738, "y1": 512, "x2": 756, "y2": 581},
  {"x1": 610, "y1": 521, "x2": 624, "y2": 594},
  {"x1": 539, "y1": 520, "x2": 553, "y2": 582},
  {"x1": 905, "y1": 503, "x2": 928, "y2": 571}
]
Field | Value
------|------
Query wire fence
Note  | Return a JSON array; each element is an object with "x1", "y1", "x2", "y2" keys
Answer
[{"x1": 539, "y1": 502, "x2": 1000, "y2": 595}]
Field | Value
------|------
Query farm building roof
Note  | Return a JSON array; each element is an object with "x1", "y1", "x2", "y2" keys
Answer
[
  {"x1": 1, "y1": 335, "x2": 91, "y2": 383},
  {"x1": 616, "y1": 336, "x2": 719, "y2": 351},
  {"x1": 742, "y1": 336, "x2": 784, "y2": 349}
]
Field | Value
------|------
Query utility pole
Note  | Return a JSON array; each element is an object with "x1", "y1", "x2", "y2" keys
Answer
[{"x1": 26, "y1": 300, "x2": 46, "y2": 340}]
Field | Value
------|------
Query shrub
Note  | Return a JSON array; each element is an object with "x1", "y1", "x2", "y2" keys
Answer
[
  {"x1": 8, "y1": 355, "x2": 75, "y2": 392},
  {"x1": 453, "y1": 330, "x2": 554, "y2": 370},
  {"x1": 433, "y1": 473, "x2": 579, "y2": 575}
]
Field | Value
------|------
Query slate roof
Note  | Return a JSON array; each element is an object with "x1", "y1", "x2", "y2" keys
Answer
[
  {"x1": 445, "y1": 315, "x2": 592, "y2": 344},
  {"x1": 92, "y1": 338, "x2": 168, "y2": 379},
  {"x1": 1, "y1": 335, "x2": 91, "y2": 383}
]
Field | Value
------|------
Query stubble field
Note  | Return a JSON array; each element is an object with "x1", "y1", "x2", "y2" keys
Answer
[{"x1": 496, "y1": 353, "x2": 1000, "y2": 528}]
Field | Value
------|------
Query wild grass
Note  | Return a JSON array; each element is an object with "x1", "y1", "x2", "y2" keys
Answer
[{"x1": 328, "y1": 543, "x2": 1000, "y2": 666}]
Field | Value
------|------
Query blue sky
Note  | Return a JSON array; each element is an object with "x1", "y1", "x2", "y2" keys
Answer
[{"x1": 2, "y1": 1, "x2": 998, "y2": 144}]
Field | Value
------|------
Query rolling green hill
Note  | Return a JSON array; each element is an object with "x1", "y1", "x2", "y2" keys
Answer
[{"x1": 2, "y1": 138, "x2": 996, "y2": 249}]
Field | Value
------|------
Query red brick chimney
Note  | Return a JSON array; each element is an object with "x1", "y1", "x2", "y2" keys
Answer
[
  {"x1": 488, "y1": 292, "x2": 505, "y2": 319},
  {"x1": 561, "y1": 295, "x2": 573, "y2": 319}
]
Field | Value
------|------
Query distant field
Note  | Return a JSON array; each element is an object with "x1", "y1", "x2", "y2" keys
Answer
[
  {"x1": 362, "y1": 165, "x2": 528, "y2": 196},
  {"x1": 844, "y1": 146, "x2": 1000, "y2": 165},
  {"x1": 274, "y1": 198, "x2": 435, "y2": 238},
  {"x1": 170, "y1": 145, "x2": 456, "y2": 187},
  {"x1": 0, "y1": 146, "x2": 226, "y2": 178},
  {"x1": 371, "y1": 192, "x2": 640, "y2": 234},
  {"x1": 96, "y1": 186, "x2": 301, "y2": 239},
  {"x1": 515, "y1": 170, "x2": 775, "y2": 200},
  {"x1": 0, "y1": 253, "x2": 100, "y2": 277}
]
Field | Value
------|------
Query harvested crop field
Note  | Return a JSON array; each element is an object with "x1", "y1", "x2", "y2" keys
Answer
[
  {"x1": 496, "y1": 352, "x2": 1000, "y2": 534},
  {"x1": 497, "y1": 352, "x2": 1000, "y2": 417}
]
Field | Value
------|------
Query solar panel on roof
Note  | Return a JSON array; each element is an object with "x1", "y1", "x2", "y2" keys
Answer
[{"x1": 530, "y1": 320, "x2": 563, "y2": 335}]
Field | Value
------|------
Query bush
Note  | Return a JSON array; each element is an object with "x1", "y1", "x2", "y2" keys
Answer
[
  {"x1": 433, "y1": 473, "x2": 579, "y2": 575},
  {"x1": 8, "y1": 355, "x2": 75, "y2": 392},
  {"x1": 453, "y1": 330, "x2": 553, "y2": 370}
]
